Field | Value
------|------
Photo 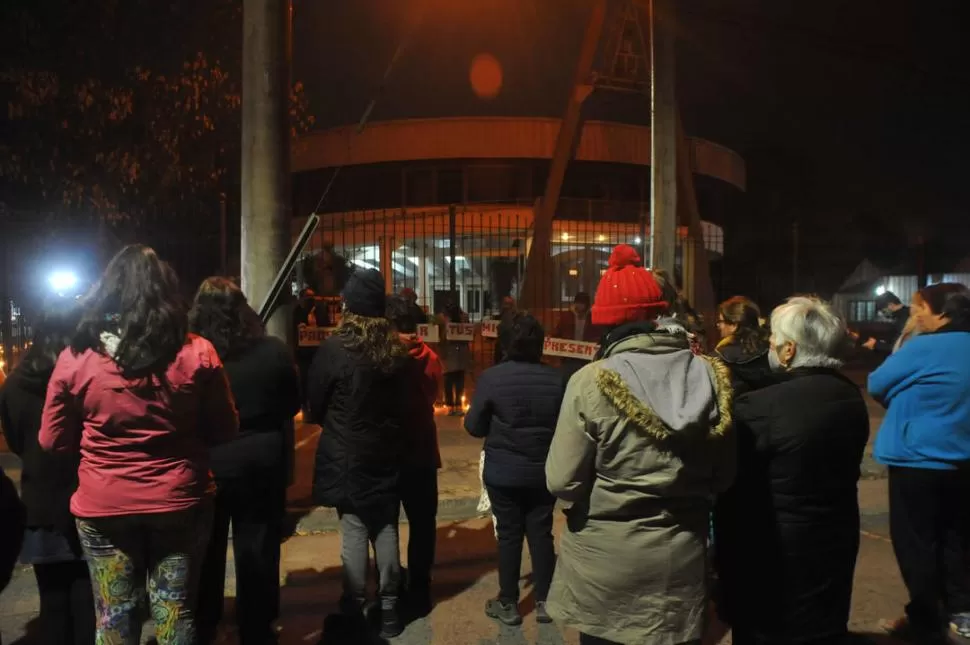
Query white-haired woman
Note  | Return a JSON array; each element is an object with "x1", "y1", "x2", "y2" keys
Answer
[{"x1": 714, "y1": 297, "x2": 869, "y2": 645}]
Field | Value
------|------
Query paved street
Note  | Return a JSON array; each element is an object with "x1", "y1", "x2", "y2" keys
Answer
[{"x1": 0, "y1": 479, "x2": 907, "y2": 645}]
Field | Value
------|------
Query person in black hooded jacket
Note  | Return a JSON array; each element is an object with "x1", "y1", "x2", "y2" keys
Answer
[
  {"x1": 307, "y1": 268, "x2": 411, "y2": 640},
  {"x1": 189, "y1": 277, "x2": 301, "y2": 645},
  {"x1": 0, "y1": 302, "x2": 94, "y2": 645}
]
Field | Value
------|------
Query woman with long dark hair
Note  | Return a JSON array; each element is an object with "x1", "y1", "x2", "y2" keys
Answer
[
  {"x1": 714, "y1": 296, "x2": 771, "y2": 394},
  {"x1": 871, "y1": 283, "x2": 970, "y2": 643},
  {"x1": 0, "y1": 301, "x2": 93, "y2": 645},
  {"x1": 190, "y1": 277, "x2": 300, "y2": 645},
  {"x1": 38, "y1": 245, "x2": 239, "y2": 645},
  {"x1": 308, "y1": 268, "x2": 411, "y2": 640}
]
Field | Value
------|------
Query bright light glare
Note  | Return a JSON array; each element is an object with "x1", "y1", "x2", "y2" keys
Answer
[
  {"x1": 49, "y1": 271, "x2": 79, "y2": 293},
  {"x1": 634, "y1": 237, "x2": 642, "y2": 244},
  {"x1": 874, "y1": 285, "x2": 887, "y2": 296}
]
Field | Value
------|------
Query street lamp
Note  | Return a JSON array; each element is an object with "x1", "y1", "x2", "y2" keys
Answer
[{"x1": 48, "y1": 270, "x2": 79, "y2": 296}]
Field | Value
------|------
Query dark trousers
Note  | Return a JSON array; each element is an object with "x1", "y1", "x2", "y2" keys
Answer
[
  {"x1": 889, "y1": 466, "x2": 970, "y2": 630},
  {"x1": 485, "y1": 485, "x2": 556, "y2": 603},
  {"x1": 197, "y1": 475, "x2": 285, "y2": 645},
  {"x1": 400, "y1": 467, "x2": 439, "y2": 592},
  {"x1": 34, "y1": 560, "x2": 95, "y2": 645},
  {"x1": 443, "y1": 371, "x2": 465, "y2": 408}
]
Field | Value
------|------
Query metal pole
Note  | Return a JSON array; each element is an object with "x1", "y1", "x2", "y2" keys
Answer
[
  {"x1": 649, "y1": 0, "x2": 677, "y2": 274},
  {"x1": 448, "y1": 204, "x2": 457, "y2": 298},
  {"x1": 219, "y1": 195, "x2": 228, "y2": 275},
  {"x1": 241, "y1": 0, "x2": 291, "y2": 341},
  {"x1": 0, "y1": 235, "x2": 12, "y2": 374},
  {"x1": 519, "y1": 0, "x2": 607, "y2": 316}
]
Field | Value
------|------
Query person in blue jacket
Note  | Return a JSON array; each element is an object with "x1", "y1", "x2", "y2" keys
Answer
[{"x1": 870, "y1": 282, "x2": 970, "y2": 644}]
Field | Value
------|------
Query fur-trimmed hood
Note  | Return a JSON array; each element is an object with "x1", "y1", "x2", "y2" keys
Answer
[{"x1": 594, "y1": 330, "x2": 732, "y2": 441}]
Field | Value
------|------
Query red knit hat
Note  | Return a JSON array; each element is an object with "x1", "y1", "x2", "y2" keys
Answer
[{"x1": 591, "y1": 245, "x2": 668, "y2": 326}]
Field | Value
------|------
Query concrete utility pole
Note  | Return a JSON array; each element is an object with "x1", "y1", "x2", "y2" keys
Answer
[
  {"x1": 0, "y1": 234, "x2": 12, "y2": 374},
  {"x1": 649, "y1": 0, "x2": 677, "y2": 274},
  {"x1": 241, "y1": 0, "x2": 292, "y2": 341}
]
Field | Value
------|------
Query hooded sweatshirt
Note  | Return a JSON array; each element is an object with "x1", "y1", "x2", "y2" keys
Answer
[
  {"x1": 38, "y1": 333, "x2": 239, "y2": 518},
  {"x1": 543, "y1": 322, "x2": 735, "y2": 645},
  {"x1": 398, "y1": 333, "x2": 443, "y2": 469}
]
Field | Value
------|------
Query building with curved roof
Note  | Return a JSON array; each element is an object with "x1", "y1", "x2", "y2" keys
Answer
[{"x1": 290, "y1": 0, "x2": 745, "y2": 317}]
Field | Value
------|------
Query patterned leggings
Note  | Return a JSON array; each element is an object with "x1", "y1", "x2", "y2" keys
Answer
[{"x1": 76, "y1": 504, "x2": 212, "y2": 645}]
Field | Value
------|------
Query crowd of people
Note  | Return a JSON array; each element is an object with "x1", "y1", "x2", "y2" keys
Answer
[{"x1": 2, "y1": 241, "x2": 970, "y2": 645}]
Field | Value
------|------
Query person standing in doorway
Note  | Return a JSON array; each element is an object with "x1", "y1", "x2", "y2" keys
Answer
[
  {"x1": 870, "y1": 283, "x2": 970, "y2": 644},
  {"x1": 308, "y1": 268, "x2": 411, "y2": 639},
  {"x1": 465, "y1": 313, "x2": 563, "y2": 626},
  {"x1": 38, "y1": 245, "x2": 239, "y2": 645},
  {"x1": 0, "y1": 302, "x2": 94, "y2": 645},
  {"x1": 190, "y1": 277, "x2": 301, "y2": 645}
]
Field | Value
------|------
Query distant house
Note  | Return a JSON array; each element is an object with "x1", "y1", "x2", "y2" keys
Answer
[{"x1": 833, "y1": 258, "x2": 970, "y2": 324}]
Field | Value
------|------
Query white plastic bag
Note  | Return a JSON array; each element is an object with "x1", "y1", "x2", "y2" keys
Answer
[
  {"x1": 476, "y1": 450, "x2": 491, "y2": 514},
  {"x1": 476, "y1": 450, "x2": 498, "y2": 538}
]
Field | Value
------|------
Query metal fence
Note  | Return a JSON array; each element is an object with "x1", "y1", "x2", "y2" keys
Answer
[
  {"x1": 0, "y1": 199, "x2": 721, "y2": 379},
  {"x1": 293, "y1": 201, "x2": 719, "y2": 378}
]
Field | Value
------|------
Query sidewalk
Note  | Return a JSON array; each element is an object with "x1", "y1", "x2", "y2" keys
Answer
[
  {"x1": 290, "y1": 415, "x2": 483, "y2": 534},
  {"x1": 1, "y1": 486, "x2": 905, "y2": 645}
]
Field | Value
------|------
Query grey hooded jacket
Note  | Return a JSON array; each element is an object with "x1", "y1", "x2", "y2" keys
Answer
[{"x1": 545, "y1": 327, "x2": 735, "y2": 645}]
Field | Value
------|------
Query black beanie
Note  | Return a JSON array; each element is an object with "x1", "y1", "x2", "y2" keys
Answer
[{"x1": 342, "y1": 268, "x2": 386, "y2": 318}]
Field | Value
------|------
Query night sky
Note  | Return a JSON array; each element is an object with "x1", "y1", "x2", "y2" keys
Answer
[
  {"x1": 293, "y1": 0, "x2": 969, "y2": 296},
  {"x1": 3, "y1": 0, "x2": 967, "y2": 302}
]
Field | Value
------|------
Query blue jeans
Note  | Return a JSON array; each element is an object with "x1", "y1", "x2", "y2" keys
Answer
[{"x1": 76, "y1": 503, "x2": 212, "y2": 645}]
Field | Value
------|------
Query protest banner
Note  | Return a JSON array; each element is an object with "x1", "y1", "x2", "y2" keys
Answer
[
  {"x1": 542, "y1": 338, "x2": 600, "y2": 360},
  {"x1": 297, "y1": 325, "x2": 333, "y2": 347},
  {"x1": 480, "y1": 320, "x2": 499, "y2": 338}
]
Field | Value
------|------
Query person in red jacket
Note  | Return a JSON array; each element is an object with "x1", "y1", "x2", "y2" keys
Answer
[
  {"x1": 38, "y1": 245, "x2": 239, "y2": 645},
  {"x1": 386, "y1": 295, "x2": 442, "y2": 617},
  {"x1": 554, "y1": 292, "x2": 602, "y2": 385}
]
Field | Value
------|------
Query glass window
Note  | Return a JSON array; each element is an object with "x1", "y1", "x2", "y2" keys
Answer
[
  {"x1": 466, "y1": 288, "x2": 482, "y2": 315},
  {"x1": 848, "y1": 300, "x2": 876, "y2": 322}
]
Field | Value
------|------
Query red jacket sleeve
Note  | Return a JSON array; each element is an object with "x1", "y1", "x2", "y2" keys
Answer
[
  {"x1": 39, "y1": 350, "x2": 81, "y2": 453},
  {"x1": 424, "y1": 348, "x2": 443, "y2": 407}
]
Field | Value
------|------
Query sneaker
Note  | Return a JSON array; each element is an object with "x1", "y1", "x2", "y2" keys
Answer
[
  {"x1": 951, "y1": 613, "x2": 970, "y2": 639},
  {"x1": 380, "y1": 606, "x2": 404, "y2": 639},
  {"x1": 485, "y1": 598, "x2": 522, "y2": 626},
  {"x1": 535, "y1": 601, "x2": 552, "y2": 624}
]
